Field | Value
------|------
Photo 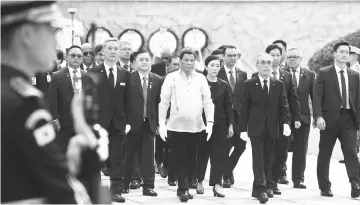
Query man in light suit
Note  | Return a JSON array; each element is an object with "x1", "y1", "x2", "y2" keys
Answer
[
  {"x1": 237, "y1": 53, "x2": 291, "y2": 204},
  {"x1": 283, "y1": 47, "x2": 315, "y2": 189},
  {"x1": 88, "y1": 38, "x2": 131, "y2": 203},
  {"x1": 49, "y1": 45, "x2": 91, "y2": 152},
  {"x1": 314, "y1": 41, "x2": 360, "y2": 198}
]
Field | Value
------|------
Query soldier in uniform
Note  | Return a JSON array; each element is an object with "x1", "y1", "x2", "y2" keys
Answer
[{"x1": 1, "y1": 1, "x2": 103, "y2": 203}]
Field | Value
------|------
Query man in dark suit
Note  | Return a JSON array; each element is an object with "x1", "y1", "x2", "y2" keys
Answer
[
  {"x1": 237, "y1": 53, "x2": 291, "y2": 204},
  {"x1": 150, "y1": 46, "x2": 172, "y2": 77},
  {"x1": 80, "y1": 43, "x2": 95, "y2": 72},
  {"x1": 49, "y1": 45, "x2": 91, "y2": 152},
  {"x1": 252, "y1": 44, "x2": 301, "y2": 193},
  {"x1": 283, "y1": 47, "x2": 315, "y2": 189},
  {"x1": 88, "y1": 38, "x2": 131, "y2": 203},
  {"x1": 314, "y1": 41, "x2": 360, "y2": 198},
  {"x1": 122, "y1": 50, "x2": 162, "y2": 197},
  {"x1": 216, "y1": 45, "x2": 247, "y2": 188},
  {"x1": 117, "y1": 41, "x2": 134, "y2": 72}
]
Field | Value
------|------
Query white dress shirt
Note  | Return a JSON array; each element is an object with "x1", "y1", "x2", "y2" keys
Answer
[
  {"x1": 139, "y1": 71, "x2": 149, "y2": 87},
  {"x1": 224, "y1": 65, "x2": 236, "y2": 83},
  {"x1": 334, "y1": 64, "x2": 350, "y2": 109},
  {"x1": 68, "y1": 66, "x2": 82, "y2": 91},
  {"x1": 290, "y1": 66, "x2": 300, "y2": 86},
  {"x1": 81, "y1": 63, "x2": 93, "y2": 72},
  {"x1": 159, "y1": 69, "x2": 214, "y2": 133},
  {"x1": 259, "y1": 75, "x2": 270, "y2": 93},
  {"x1": 119, "y1": 61, "x2": 131, "y2": 72},
  {"x1": 104, "y1": 62, "x2": 117, "y2": 88}
]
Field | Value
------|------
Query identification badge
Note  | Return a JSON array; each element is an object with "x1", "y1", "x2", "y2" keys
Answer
[
  {"x1": 46, "y1": 74, "x2": 51, "y2": 83},
  {"x1": 31, "y1": 76, "x2": 36, "y2": 85}
]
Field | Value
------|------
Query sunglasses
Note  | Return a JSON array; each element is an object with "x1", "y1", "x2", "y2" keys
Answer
[
  {"x1": 83, "y1": 51, "x2": 94, "y2": 56},
  {"x1": 70, "y1": 54, "x2": 83, "y2": 59}
]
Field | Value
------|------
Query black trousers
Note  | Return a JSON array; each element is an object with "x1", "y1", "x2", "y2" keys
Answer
[
  {"x1": 272, "y1": 125, "x2": 288, "y2": 185},
  {"x1": 223, "y1": 110, "x2": 247, "y2": 178},
  {"x1": 107, "y1": 124, "x2": 126, "y2": 194},
  {"x1": 291, "y1": 122, "x2": 310, "y2": 184},
  {"x1": 196, "y1": 125, "x2": 230, "y2": 186},
  {"x1": 56, "y1": 128, "x2": 75, "y2": 153},
  {"x1": 155, "y1": 135, "x2": 166, "y2": 166},
  {"x1": 317, "y1": 110, "x2": 360, "y2": 190},
  {"x1": 250, "y1": 127, "x2": 276, "y2": 193},
  {"x1": 123, "y1": 120, "x2": 155, "y2": 189},
  {"x1": 166, "y1": 131, "x2": 176, "y2": 182},
  {"x1": 168, "y1": 131, "x2": 202, "y2": 193}
]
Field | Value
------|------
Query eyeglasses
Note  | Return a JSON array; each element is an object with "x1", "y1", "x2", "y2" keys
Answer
[
  {"x1": 120, "y1": 48, "x2": 132, "y2": 52},
  {"x1": 83, "y1": 51, "x2": 94, "y2": 56},
  {"x1": 70, "y1": 54, "x2": 83, "y2": 59},
  {"x1": 259, "y1": 60, "x2": 272, "y2": 65},
  {"x1": 226, "y1": 54, "x2": 237, "y2": 58},
  {"x1": 96, "y1": 52, "x2": 104, "y2": 56},
  {"x1": 287, "y1": 56, "x2": 301, "y2": 60}
]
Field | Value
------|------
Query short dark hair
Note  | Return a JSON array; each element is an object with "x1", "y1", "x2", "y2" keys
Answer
[
  {"x1": 56, "y1": 49, "x2": 64, "y2": 63},
  {"x1": 211, "y1": 49, "x2": 224, "y2": 56},
  {"x1": 168, "y1": 54, "x2": 179, "y2": 64},
  {"x1": 204, "y1": 55, "x2": 220, "y2": 66},
  {"x1": 218, "y1": 45, "x2": 227, "y2": 50},
  {"x1": 94, "y1": 44, "x2": 103, "y2": 55},
  {"x1": 265, "y1": 44, "x2": 283, "y2": 55},
  {"x1": 272, "y1": 40, "x2": 287, "y2": 50},
  {"x1": 223, "y1": 45, "x2": 237, "y2": 55},
  {"x1": 67, "y1": 45, "x2": 82, "y2": 54},
  {"x1": 333, "y1": 41, "x2": 350, "y2": 53},
  {"x1": 179, "y1": 48, "x2": 197, "y2": 60},
  {"x1": 132, "y1": 49, "x2": 150, "y2": 61}
]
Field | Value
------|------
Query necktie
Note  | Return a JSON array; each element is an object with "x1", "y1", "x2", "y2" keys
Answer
[
  {"x1": 272, "y1": 71, "x2": 278, "y2": 79},
  {"x1": 292, "y1": 69, "x2": 298, "y2": 89},
  {"x1": 263, "y1": 79, "x2": 269, "y2": 100},
  {"x1": 124, "y1": 64, "x2": 129, "y2": 71},
  {"x1": 340, "y1": 70, "x2": 347, "y2": 108},
  {"x1": 109, "y1": 68, "x2": 114, "y2": 89},
  {"x1": 73, "y1": 69, "x2": 80, "y2": 94},
  {"x1": 143, "y1": 76, "x2": 148, "y2": 117},
  {"x1": 229, "y1": 70, "x2": 236, "y2": 93}
]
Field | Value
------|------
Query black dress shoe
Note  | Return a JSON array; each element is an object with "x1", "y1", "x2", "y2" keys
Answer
[
  {"x1": 278, "y1": 176, "x2": 289, "y2": 185},
  {"x1": 159, "y1": 165, "x2": 168, "y2": 178},
  {"x1": 189, "y1": 178, "x2": 198, "y2": 189},
  {"x1": 321, "y1": 189, "x2": 333, "y2": 197},
  {"x1": 273, "y1": 187, "x2": 281, "y2": 195},
  {"x1": 186, "y1": 191, "x2": 193, "y2": 199},
  {"x1": 112, "y1": 193, "x2": 125, "y2": 203},
  {"x1": 339, "y1": 159, "x2": 345, "y2": 164},
  {"x1": 176, "y1": 190, "x2": 193, "y2": 199},
  {"x1": 229, "y1": 173, "x2": 235, "y2": 185},
  {"x1": 251, "y1": 191, "x2": 259, "y2": 198},
  {"x1": 213, "y1": 187, "x2": 225, "y2": 198},
  {"x1": 178, "y1": 193, "x2": 189, "y2": 202},
  {"x1": 294, "y1": 182, "x2": 307, "y2": 189},
  {"x1": 351, "y1": 183, "x2": 360, "y2": 198},
  {"x1": 168, "y1": 179, "x2": 177, "y2": 186},
  {"x1": 101, "y1": 168, "x2": 109, "y2": 176},
  {"x1": 122, "y1": 188, "x2": 129, "y2": 194},
  {"x1": 196, "y1": 188, "x2": 204, "y2": 194},
  {"x1": 258, "y1": 192, "x2": 269, "y2": 204},
  {"x1": 143, "y1": 188, "x2": 158, "y2": 196},
  {"x1": 222, "y1": 179, "x2": 231, "y2": 188},
  {"x1": 129, "y1": 180, "x2": 141, "y2": 189},
  {"x1": 266, "y1": 189, "x2": 274, "y2": 198}
]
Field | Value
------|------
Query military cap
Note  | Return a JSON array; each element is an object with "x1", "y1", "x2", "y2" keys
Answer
[
  {"x1": 1, "y1": 1, "x2": 65, "y2": 28},
  {"x1": 350, "y1": 45, "x2": 360, "y2": 55}
]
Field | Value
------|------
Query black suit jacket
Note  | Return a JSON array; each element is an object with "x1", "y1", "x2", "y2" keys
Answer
[
  {"x1": 88, "y1": 64, "x2": 131, "y2": 132},
  {"x1": 151, "y1": 61, "x2": 166, "y2": 77},
  {"x1": 252, "y1": 69, "x2": 301, "y2": 122},
  {"x1": 128, "y1": 71, "x2": 162, "y2": 134},
  {"x1": 49, "y1": 68, "x2": 91, "y2": 129},
  {"x1": 237, "y1": 75, "x2": 291, "y2": 139},
  {"x1": 314, "y1": 65, "x2": 360, "y2": 130},
  {"x1": 284, "y1": 66, "x2": 315, "y2": 124},
  {"x1": 217, "y1": 66, "x2": 247, "y2": 111}
]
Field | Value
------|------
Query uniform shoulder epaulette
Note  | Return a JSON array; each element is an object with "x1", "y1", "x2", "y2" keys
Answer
[{"x1": 10, "y1": 77, "x2": 43, "y2": 98}]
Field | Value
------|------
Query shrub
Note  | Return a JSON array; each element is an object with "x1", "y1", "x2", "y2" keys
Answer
[{"x1": 308, "y1": 29, "x2": 360, "y2": 73}]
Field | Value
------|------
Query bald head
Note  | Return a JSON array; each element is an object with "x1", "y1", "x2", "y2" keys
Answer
[
  {"x1": 160, "y1": 45, "x2": 173, "y2": 58},
  {"x1": 81, "y1": 43, "x2": 92, "y2": 50}
]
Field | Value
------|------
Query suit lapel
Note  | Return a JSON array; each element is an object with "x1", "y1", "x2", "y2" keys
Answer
[
  {"x1": 269, "y1": 77, "x2": 275, "y2": 97},
  {"x1": 347, "y1": 68, "x2": 355, "y2": 107},
  {"x1": 331, "y1": 66, "x2": 342, "y2": 101},
  {"x1": 147, "y1": 73, "x2": 153, "y2": 104},
  {"x1": 135, "y1": 71, "x2": 144, "y2": 99},
  {"x1": 298, "y1": 68, "x2": 307, "y2": 91},
  {"x1": 64, "y1": 68, "x2": 74, "y2": 93},
  {"x1": 218, "y1": 67, "x2": 229, "y2": 83},
  {"x1": 80, "y1": 70, "x2": 88, "y2": 90}
]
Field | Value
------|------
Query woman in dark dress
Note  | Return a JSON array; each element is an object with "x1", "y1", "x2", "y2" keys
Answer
[{"x1": 195, "y1": 55, "x2": 234, "y2": 197}]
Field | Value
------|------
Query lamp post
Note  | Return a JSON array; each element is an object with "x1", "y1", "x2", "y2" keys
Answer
[{"x1": 67, "y1": 8, "x2": 77, "y2": 46}]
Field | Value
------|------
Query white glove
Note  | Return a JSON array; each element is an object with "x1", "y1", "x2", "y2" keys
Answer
[
  {"x1": 125, "y1": 124, "x2": 131, "y2": 134},
  {"x1": 95, "y1": 124, "x2": 109, "y2": 162},
  {"x1": 283, "y1": 124, "x2": 291, "y2": 136},
  {"x1": 206, "y1": 122, "x2": 213, "y2": 141},
  {"x1": 67, "y1": 134, "x2": 87, "y2": 175},
  {"x1": 159, "y1": 124, "x2": 167, "y2": 142},
  {"x1": 240, "y1": 132, "x2": 249, "y2": 141}
]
